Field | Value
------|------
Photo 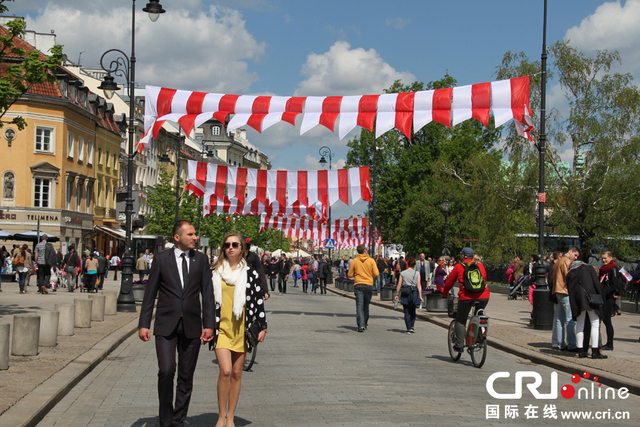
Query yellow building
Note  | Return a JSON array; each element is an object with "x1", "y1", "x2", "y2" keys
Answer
[{"x1": 0, "y1": 26, "x2": 122, "y2": 252}]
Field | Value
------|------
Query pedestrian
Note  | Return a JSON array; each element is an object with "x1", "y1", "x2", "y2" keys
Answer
[
  {"x1": 434, "y1": 257, "x2": 447, "y2": 293},
  {"x1": 97, "y1": 252, "x2": 108, "y2": 290},
  {"x1": 566, "y1": 257, "x2": 607, "y2": 359},
  {"x1": 317, "y1": 256, "x2": 327, "y2": 294},
  {"x1": 416, "y1": 253, "x2": 430, "y2": 290},
  {"x1": 14, "y1": 245, "x2": 29, "y2": 294},
  {"x1": 34, "y1": 234, "x2": 56, "y2": 294},
  {"x1": 210, "y1": 233, "x2": 267, "y2": 427},
  {"x1": 62, "y1": 245, "x2": 80, "y2": 291},
  {"x1": 394, "y1": 257, "x2": 423, "y2": 334},
  {"x1": 551, "y1": 247, "x2": 579, "y2": 352},
  {"x1": 85, "y1": 252, "x2": 99, "y2": 292},
  {"x1": 143, "y1": 249, "x2": 152, "y2": 277},
  {"x1": 110, "y1": 253, "x2": 121, "y2": 281},
  {"x1": 348, "y1": 245, "x2": 379, "y2": 332},
  {"x1": 268, "y1": 257, "x2": 278, "y2": 292},
  {"x1": 301, "y1": 262, "x2": 309, "y2": 292},
  {"x1": 136, "y1": 253, "x2": 147, "y2": 281},
  {"x1": 276, "y1": 253, "x2": 290, "y2": 295},
  {"x1": 138, "y1": 220, "x2": 215, "y2": 427},
  {"x1": 306, "y1": 260, "x2": 315, "y2": 293},
  {"x1": 376, "y1": 255, "x2": 387, "y2": 293},
  {"x1": 292, "y1": 260, "x2": 301, "y2": 288},
  {"x1": 599, "y1": 251, "x2": 625, "y2": 351}
]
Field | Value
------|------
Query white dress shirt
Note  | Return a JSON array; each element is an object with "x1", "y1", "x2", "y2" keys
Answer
[{"x1": 174, "y1": 247, "x2": 190, "y2": 288}]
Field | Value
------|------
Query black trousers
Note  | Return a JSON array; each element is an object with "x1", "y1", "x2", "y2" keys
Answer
[
  {"x1": 155, "y1": 319, "x2": 201, "y2": 427},
  {"x1": 278, "y1": 273, "x2": 287, "y2": 294},
  {"x1": 318, "y1": 278, "x2": 326, "y2": 294}
]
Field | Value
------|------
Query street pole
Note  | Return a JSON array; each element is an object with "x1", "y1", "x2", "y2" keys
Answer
[
  {"x1": 174, "y1": 132, "x2": 183, "y2": 223},
  {"x1": 319, "y1": 146, "x2": 334, "y2": 259},
  {"x1": 370, "y1": 135, "x2": 376, "y2": 257},
  {"x1": 98, "y1": 1, "x2": 164, "y2": 312},
  {"x1": 532, "y1": 0, "x2": 554, "y2": 330}
]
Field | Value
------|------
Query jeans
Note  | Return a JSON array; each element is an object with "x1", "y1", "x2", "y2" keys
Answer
[
  {"x1": 318, "y1": 278, "x2": 326, "y2": 294},
  {"x1": 139, "y1": 271, "x2": 145, "y2": 281},
  {"x1": 403, "y1": 302, "x2": 417, "y2": 331},
  {"x1": 278, "y1": 274, "x2": 287, "y2": 294},
  {"x1": 17, "y1": 271, "x2": 27, "y2": 292},
  {"x1": 65, "y1": 266, "x2": 77, "y2": 290},
  {"x1": 339, "y1": 267, "x2": 345, "y2": 278},
  {"x1": 454, "y1": 298, "x2": 489, "y2": 348},
  {"x1": 36, "y1": 264, "x2": 51, "y2": 293},
  {"x1": 555, "y1": 294, "x2": 577, "y2": 349},
  {"x1": 354, "y1": 284, "x2": 373, "y2": 329},
  {"x1": 269, "y1": 276, "x2": 276, "y2": 291}
]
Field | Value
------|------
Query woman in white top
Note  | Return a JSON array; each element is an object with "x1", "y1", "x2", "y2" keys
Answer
[{"x1": 394, "y1": 257, "x2": 423, "y2": 333}]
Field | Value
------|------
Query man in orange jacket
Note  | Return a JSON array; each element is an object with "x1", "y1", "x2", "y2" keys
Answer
[{"x1": 348, "y1": 245, "x2": 379, "y2": 332}]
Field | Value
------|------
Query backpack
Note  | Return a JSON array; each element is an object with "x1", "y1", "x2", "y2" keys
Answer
[
  {"x1": 462, "y1": 261, "x2": 486, "y2": 293},
  {"x1": 45, "y1": 243, "x2": 58, "y2": 266}
]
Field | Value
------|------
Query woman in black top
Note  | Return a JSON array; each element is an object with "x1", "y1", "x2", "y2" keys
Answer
[{"x1": 599, "y1": 251, "x2": 623, "y2": 351}]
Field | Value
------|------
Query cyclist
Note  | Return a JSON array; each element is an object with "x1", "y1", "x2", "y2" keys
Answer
[{"x1": 442, "y1": 247, "x2": 490, "y2": 351}]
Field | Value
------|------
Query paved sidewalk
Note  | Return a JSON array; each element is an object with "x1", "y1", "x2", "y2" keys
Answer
[
  {"x1": 328, "y1": 282, "x2": 640, "y2": 393},
  {"x1": 0, "y1": 276, "x2": 139, "y2": 425}
]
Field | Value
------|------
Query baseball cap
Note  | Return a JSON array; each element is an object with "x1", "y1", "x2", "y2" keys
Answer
[{"x1": 460, "y1": 247, "x2": 474, "y2": 258}]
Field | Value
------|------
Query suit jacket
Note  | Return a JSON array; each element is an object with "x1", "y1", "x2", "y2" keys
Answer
[
  {"x1": 138, "y1": 249, "x2": 215, "y2": 340},
  {"x1": 416, "y1": 259, "x2": 430, "y2": 277}
]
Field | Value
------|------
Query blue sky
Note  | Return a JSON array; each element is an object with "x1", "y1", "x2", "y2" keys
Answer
[{"x1": 12, "y1": 0, "x2": 640, "y2": 217}]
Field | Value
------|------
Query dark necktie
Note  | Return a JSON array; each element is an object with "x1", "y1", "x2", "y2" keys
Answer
[{"x1": 180, "y1": 253, "x2": 189, "y2": 287}]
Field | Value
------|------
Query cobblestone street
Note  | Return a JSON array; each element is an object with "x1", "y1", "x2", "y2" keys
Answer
[{"x1": 38, "y1": 287, "x2": 639, "y2": 426}]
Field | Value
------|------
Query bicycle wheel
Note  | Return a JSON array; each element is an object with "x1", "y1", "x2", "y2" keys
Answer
[
  {"x1": 447, "y1": 320, "x2": 462, "y2": 361},
  {"x1": 243, "y1": 345, "x2": 257, "y2": 371},
  {"x1": 470, "y1": 335, "x2": 487, "y2": 368}
]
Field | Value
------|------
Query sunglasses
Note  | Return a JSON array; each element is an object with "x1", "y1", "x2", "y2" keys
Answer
[{"x1": 223, "y1": 242, "x2": 241, "y2": 250}]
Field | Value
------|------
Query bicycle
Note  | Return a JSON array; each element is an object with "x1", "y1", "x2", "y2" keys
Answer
[
  {"x1": 243, "y1": 343, "x2": 257, "y2": 371},
  {"x1": 447, "y1": 297, "x2": 489, "y2": 368}
]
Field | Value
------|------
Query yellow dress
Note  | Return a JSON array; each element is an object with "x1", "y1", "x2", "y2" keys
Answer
[{"x1": 216, "y1": 278, "x2": 246, "y2": 353}]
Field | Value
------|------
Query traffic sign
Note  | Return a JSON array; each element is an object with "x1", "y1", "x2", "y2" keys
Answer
[{"x1": 324, "y1": 239, "x2": 336, "y2": 249}]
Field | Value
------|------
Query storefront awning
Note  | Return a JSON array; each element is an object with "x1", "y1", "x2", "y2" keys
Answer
[{"x1": 94, "y1": 224, "x2": 126, "y2": 241}]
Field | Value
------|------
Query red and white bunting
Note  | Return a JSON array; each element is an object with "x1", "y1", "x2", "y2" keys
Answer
[
  {"x1": 138, "y1": 76, "x2": 530, "y2": 150},
  {"x1": 187, "y1": 161, "x2": 371, "y2": 208}
]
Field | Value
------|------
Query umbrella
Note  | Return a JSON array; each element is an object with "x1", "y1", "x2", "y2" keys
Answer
[
  {"x1": 0, "y1": 230, "x2": 13, "y2": 240},
  {"x1": 12, "y1": 231, "x2": 60, "y2": 242}
]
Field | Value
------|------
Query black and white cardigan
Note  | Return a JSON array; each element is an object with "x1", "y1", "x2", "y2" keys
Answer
[{"x1": 210, "y1": 266, "x2": 267, "y2": 352}]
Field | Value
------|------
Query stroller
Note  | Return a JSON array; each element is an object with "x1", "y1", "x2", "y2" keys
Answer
[{"x1": 508, "y1": 274, "x2": 531, "y2": 300}]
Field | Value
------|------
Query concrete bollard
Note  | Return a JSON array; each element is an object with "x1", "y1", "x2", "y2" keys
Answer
[
  {"x1": 55, "y1": 303, "x2": 75, "y2": 336},
  {"x1": 102, "y1": 291, "x2": 118, "y2": 315},
  {"x1": 88, "y1": 294, "x2": 105, "y2": 321},
  {"x1": 74, "y1": 299, "x2": 93, "y2": 328},
  {"x1": 37, "y1": 310, "x2": 59, "y2": 347},
  {"x1": 0, "y1": 323, "x2": 10, "y2": 370},
  {"x1": 11, "y1": 314, "x2": 40, "y2": 356}
]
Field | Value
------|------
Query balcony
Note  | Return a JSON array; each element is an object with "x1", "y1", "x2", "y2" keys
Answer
[{"x1": 94, "y1": 206, "x2": 106, "y2": 218}]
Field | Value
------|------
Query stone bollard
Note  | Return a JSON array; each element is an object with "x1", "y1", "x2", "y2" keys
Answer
[
  {"x1": 74, "y1": 299, "x2": 93, "y2": 328},
  {"x1": 37, "y1": 310, "x2": 60, "y2": 347},
  {"x1": 102, "y1": 291, "x2": 118, "y2": 315},
  {"x1": 88, "y1": 294, "x2": 105, "y2": 321},
  {"x1": 55, "y1": 303, "x2": 75, "y2": 336},
  {"x1": 0, "y1": 323, "x2": 10, "y2": 370},
  {"x1": 11, "y1": 314, "x2": 40, "y2": 356}
]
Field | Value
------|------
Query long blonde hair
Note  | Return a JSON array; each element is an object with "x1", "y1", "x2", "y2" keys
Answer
[{"x1": 212, "y1": 233, "x2": 246, "y2": 270}]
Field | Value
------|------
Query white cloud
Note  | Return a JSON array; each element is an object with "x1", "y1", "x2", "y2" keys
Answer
[
  {"x1": 295, "y1": 41, "x2": 415, "y2": 96},
  {"x1": 385, "y1": 17, "x2": 409, "y2": 30},
  {"x1": 564, "y1": 0, "x2": 640, "y2": 78},
  {"x1": 284, "y1": 13, "x2": 292, "y2": 24},
  {"x1": 25, "y1": 3, "x2": 265, "y2": 93}
]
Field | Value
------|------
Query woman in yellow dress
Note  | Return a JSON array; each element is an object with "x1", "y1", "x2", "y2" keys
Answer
[{"x1": 211, "y1": 233, "x2": 267, "y2": 427}]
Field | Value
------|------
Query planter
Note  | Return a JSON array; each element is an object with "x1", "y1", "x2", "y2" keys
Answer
[
  {"x1": 425, "y1": 292, "x2": 448, "y2": 312},
  {"x1": 380, "y1": 287, "x2": 395, "y2": 301},
  {"x1": 346, "y1": 281, "x2": 354, "y2": 292}
]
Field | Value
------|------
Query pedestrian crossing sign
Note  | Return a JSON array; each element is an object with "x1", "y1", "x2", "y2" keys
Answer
[{"x1": 324, "y1": 239, "x2": 336, "y2": 249}]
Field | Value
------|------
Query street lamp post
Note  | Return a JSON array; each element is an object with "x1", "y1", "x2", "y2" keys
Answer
[
  {"x1": 441, "y1": 199, "x2": 451, "y2": 257},
  {"x1": 319, "y1": 146, "x2": 334, "y2": 259},
  {"x1": 98, "y1": 0, "x2": 165, "y2": 312}
]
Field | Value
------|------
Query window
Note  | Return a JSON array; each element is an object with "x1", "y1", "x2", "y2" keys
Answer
[
  {"x1": 34, "y1": 178, "x2": 51, "y2": 208},
  {"x1": 98, "y1": 148, "x2": 102, "y2": 165},
  {"x1": 78, "y1": 136, "x2": 85, "y2": 163},
  {"x1": 67, "y1": 132, "x2": 74, "y2": 159},
  {"x1": 113, "y1": 153, "x2": 118, "y2": 171},
  {"x1": 87, "y1": 140, "x2": 94, "y2": 165},
  {"x1": 35, "y1": 127, "x2": 54, "y2": 153},
  {"x1": 76, "y1": 181, "x2": 83, "y2": 212},
  {"x1": 97, "y1": 182, "x2": 102, "y2": 206},
  {"x1": 86, "y1": 184, "x2": 92, "y2": 212},
  {"x1": 106, "y1": 151, "x2": 111, "y2": 168},
  {"x1": 211, "y1": 125, "x2": 221, "y2": 136},
  {"x1": 66, "y1": 180, "x2": 72, "y2": 210}
]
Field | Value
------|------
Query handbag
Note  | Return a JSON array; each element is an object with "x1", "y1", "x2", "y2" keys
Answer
[
  {"x1": 246, "y1": 322, "x2": 261, "y2": 347},
  {"x1": 584, "y1": 288, "x2": 604, "y2": 308}
]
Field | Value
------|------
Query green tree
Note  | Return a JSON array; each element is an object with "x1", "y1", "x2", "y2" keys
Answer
[
  {"x1": 0, "y1": 2, "x2": 64, "y2": 130},
  {"x1": 495, "y1": 41, "x2": 640, "y2": 261}
]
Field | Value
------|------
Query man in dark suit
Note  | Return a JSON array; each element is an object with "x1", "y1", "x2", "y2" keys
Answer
[{"x1": 138, "y1": 220, "x2": 215, "y2": 427}]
